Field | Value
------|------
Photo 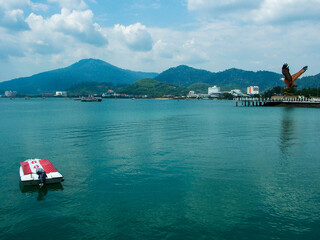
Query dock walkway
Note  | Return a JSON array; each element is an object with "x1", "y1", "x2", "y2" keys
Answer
[{"x1": 234, "y1": 97, "x2": 320, "y2": 108}]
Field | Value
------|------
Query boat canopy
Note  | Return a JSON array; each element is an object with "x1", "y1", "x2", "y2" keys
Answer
[{"x1": 20, "y1": 159, "x2": 58, "y2": 175}]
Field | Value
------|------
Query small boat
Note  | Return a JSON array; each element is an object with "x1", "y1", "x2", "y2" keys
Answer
[
  {"x1": 73, "y1": 97, "x2": 83, "y2": 101},
  {"x1": 81, "y1": 96, "x2": 102, "y2": 102},
  {"x1": 20, "y1": 159, "x2": 64, "y2": 186}
]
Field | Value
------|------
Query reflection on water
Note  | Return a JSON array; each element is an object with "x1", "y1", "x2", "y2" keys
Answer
[
  {"x1": 19, "y1": 182, "x2": 64, "y2": 201},
  {"x1": 279, "y1": 108, "x2": 296, "y2": 161},
  {"x1": 258, "y1": 107, "x2": 320, "y2": 236},
  {"x1": 1, "y1": 99, "x2": 320, "y2": 239}
]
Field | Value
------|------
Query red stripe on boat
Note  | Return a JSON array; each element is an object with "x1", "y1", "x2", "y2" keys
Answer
[
  {"x1": 39, "y1": 159, "x2": 58, "y2": 173},
  {"x1": 20, "y1": 162, "x2": 32, "y2": 175}
]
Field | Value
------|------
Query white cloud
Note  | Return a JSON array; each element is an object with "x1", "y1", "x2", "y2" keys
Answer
[
  {"x1": 153, "y1": 40, "x2": 175, "y2": 59},
  {"x1": 1, "y1": 0, "x2": 320, "y2": 81},
  {"x1": 146, "y1": 17, "x2": 320, "y2": 74},
  {"x1": 187, "y1": 0, "x2": 320, "y2": 24},
  {"x1": 152, "y1": 36, "x2": 209, "y2": 65},
  {"x1": 113, "y1": 23, "x2": 153, "y2": 52},
  {"x1": 30, "y1": 2, "x2": 49, "y2": 12},
  {"x1": 252, "y1": 0, "x2": 320, "y2": 23},
  {"x1": 0, "y1": 0, "x2": 30, "y2": 10},
  {"x1": 187, "y1": 0, "x2": 262, "y2": 21},
  {"x1": 0, "y1": 0, "x2": 31, "y2": 31},
  {"x1": 0, "y1": 0, "x2": 48, "y2": 11},
  {"x1": 48, "y1": 0, "x2": 87, "y2": 10},
  {"x1": 0, "y1": 8, "x2": 30, "y2": 31},
  {"x1": 179, "y1": 39, "x2": 209, "y2": 64},
  {"x1": 26, "y1": 8, "x2": 108, "y2": 48},
  {"x1": 0, "y1": 0, "x2": 50, "y2": 32},
  {"x1": 0, "y1": 30, "x2": 25, "y2": 59},
  {"x1": 187, "y1": 0, "x2": 261, "y2": 12}
]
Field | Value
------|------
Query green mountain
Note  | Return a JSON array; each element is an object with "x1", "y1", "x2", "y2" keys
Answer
[
  {"x1": 187, "y1": 83, "x2": 211, "y2": 93},
  {"x1": 66, "y1": 82, "x2": 127, "y2": 96},
  {"x1": 155, "y1": 65, "x2": 212, "y2": 86},
  {"x1": 211, "y1": 69, "x2": 283, "y2": 91},
  {"x1": 1, "y1": 60, "x2": 319, "y2": 95},
  {"x1": 300, "y1": 73, "x2": 320, "y2": 88},
  {"x1": 0, "y1": 59, "x2": 158, "y2": 94},
  {"x1": 155, "y1": 65, "x2": 320, "y2": 91},
  {"x1": 119, "y1": 78, "x2": 188, "y2": 97}
]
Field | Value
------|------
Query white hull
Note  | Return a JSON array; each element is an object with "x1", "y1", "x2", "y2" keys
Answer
[{"x1": 20, "y1": 159, "x2": 64, "y2": 186}]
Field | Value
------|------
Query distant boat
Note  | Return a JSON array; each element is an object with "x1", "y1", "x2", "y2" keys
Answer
[
  {"x1": 20, "y1": 159, "x2": 64, "y2": 186},
  {"x1": 81, "y1": 96, "x2": 102, "y2": 102},
  {"x1": 73, "y1": 97, "x2": 83, "y2": 101}
]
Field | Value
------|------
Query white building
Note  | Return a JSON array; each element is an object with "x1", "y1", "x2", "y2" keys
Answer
[
  {"x1": 230, "y1": 89, "x2": 247, "y2": 97},
  {"x1": 208, "y1": 85, "x2": 221, "y2": 95},
  {"x1": 55, "y1": 91, "x2": 67, "y2": 97},
  {"x1": 5, "y1": 91, "x2": 17, "y2": 97},
  {"x1": 188, "y1": 91, "x2": 196, "y2": 97},
  {"x1": 247, "y1": 86, "x2": 259, "y2": 95}
]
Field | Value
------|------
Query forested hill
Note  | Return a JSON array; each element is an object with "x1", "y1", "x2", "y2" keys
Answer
[
  {"x1": 155, "y1": 65, "x2": 319, "y2": 91},
  {"x1": 154, "y1": 65, "x2": 213, "y2": 87},
  {"x1": 0, "y1": 59, "x2": 319, "y2": 94},
  {"x1": 0, "y1": 59, "x2": 158, "y2": 94},
  {"x1": 118, "y1": 78, "x2": 188, "y2": 97}
]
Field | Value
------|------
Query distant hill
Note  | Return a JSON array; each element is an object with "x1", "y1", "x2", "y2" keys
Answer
[
  {"x1": 211, "y1": 69, "x2": 283, "y2": 91},
  {"x1": 0, "y1": 59, "x2": 158, "y2": 94},
  {"x1": 155, "y1": 65, "x2": 320, "y2": 91},
  {"x1": 66, "y1": 81, "x2": 128, "y2": 96},
  {"x1": 187, "y1": 83, "x2": 211, "y2": 93},
  {"x1": 299, "y1": 73, "x2": 320, "y2": 88},
  {"x1": 119, "y1": 78, "x2": 188, "y2": 97},
  {"x1": 155, "y1": 65, "x2": 213, "y2": 87},
  {"x1": 0, "y1": 59, "x2": 319, "y2": 94}
]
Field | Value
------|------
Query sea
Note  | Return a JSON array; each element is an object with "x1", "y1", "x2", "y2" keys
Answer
[{"x1": 0, "y1": 98, "x2": 320, "y2": 240}]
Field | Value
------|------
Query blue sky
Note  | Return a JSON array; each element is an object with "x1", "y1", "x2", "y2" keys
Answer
[{"x1": 0, "y1": 0, "x2": 320, "y2": 81}]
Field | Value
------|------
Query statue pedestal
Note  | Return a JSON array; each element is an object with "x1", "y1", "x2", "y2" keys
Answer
[{"x1": 283, "y1": 88, "x2": 295, "y2": 96}]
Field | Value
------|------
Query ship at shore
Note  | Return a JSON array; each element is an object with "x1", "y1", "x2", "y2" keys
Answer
[{"x1": 81, "y1": 96, "x2": 102, "y2": 102}]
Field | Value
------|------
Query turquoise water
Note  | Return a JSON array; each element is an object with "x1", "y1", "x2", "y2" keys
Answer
[{"x1": 1, "y1": 98, "x2": 320, "y2": 239}]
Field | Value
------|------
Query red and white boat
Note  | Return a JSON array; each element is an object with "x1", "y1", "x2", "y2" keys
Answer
[{"x1": 20, "y1": 159, "x2": 64, "y2": 186}]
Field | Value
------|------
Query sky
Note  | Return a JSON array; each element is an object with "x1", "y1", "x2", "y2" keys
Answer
[{"x1": 0, "y1": 0, "x2": 320, "y2": 81}]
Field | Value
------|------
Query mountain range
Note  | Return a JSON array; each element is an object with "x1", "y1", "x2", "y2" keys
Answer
[
  {"x1": 0, "y1": 58, "x2": 319, "y2": 94},
  {"x1": 0, "y1": 59, "x2": 157, "y2": 94},
  {"x1": 155, "y1": 65, "x2": 320, "y2": 91}
]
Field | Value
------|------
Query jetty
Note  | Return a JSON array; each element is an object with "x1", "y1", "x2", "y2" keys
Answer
[{"x1": 234, "y1": 96, "x2": 320, "y2": 108}]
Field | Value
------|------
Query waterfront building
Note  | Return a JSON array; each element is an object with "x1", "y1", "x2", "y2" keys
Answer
[
  {"x1": 5, "y1": 91, "x2": 17, "y2": 97},
  {"x1": 208, "y1": 85, "x2": 222, "y2": 98},
  {"x1": 55, "y1": 91, "x2": 67, "y2": 97},
  {"x1": 102, "y1": 92, "x2": 120, "y2": 97},
  {"x1": 188, "y1": 91, "x2": 196, "y2": 97},
  {"x1": 247, "y1": 86, "x2": 259, "y2": 95},
  {"x1": 208, "y1": 85, "x2": 221, "y2": 95},
  {"x1": 230, "y1": 89, "x2": 247, "y2": 97}
]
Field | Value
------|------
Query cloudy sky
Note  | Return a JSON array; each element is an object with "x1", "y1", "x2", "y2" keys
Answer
[{"x1": 0, "y1": 0, "x2": 319, "y2": 81}]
